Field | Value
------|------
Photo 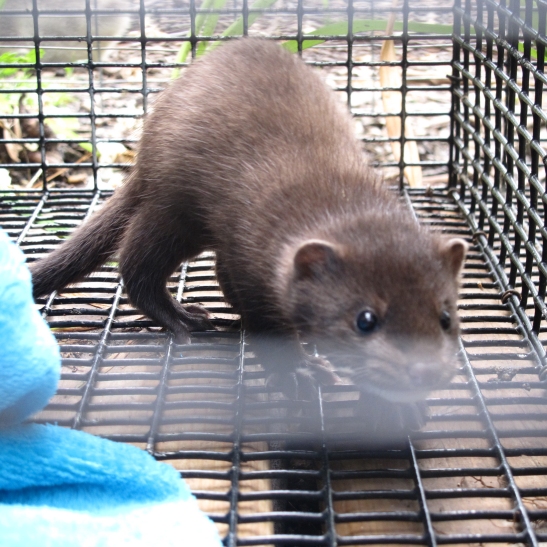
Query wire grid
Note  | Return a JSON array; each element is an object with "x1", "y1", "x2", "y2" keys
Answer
[
  {"x1": 0, "y1": 0, "x2": 454, "y2": 188},
  {"x1": 1, "y1": 0, "x2": 547, "y2": 545},
  {"x1": 450, "y1": 0, "x2": 547, "y2": 371},
  {"x1": 3, "y1": 184, "x2": 547, "y2": 545}
]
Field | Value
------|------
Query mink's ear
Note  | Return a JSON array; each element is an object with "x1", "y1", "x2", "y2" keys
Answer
[
  {"x1": 438, "y1": 238, "x2": 468, "y2": 276},
  {"x1": 293, "y1": 239, "x2": 342, "y2": 280}
]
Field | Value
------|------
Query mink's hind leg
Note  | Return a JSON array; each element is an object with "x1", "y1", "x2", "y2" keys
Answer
[{"x1": 118, "y1": 212, "x2": 214, "y2": 343}]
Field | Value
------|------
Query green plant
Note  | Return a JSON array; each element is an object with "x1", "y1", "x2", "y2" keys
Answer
[
  {"x1": 0, "y1": 50, "x2": 40, "y2": 115},
  {"x1": 0, "y1": 49, "x2": 93, "y2": 156},
  {"x1": 170, "y1": 0, "x2": 544, "y2": 63},
  {"x1": 283, "y1": 20, "x2": 453, "y2": 52},
  {"x1": 0, "y1": 50, "x2": 38, "y2": 79},
  {"x1": 172, "y1": 0, "x2": 227, "y2": 77},
  {"x1": 171, "y1": 0, "x2": 457, "y2": 67},
  {"x1": 172, "y1": 0, "x2": 278, "y2": 76}
]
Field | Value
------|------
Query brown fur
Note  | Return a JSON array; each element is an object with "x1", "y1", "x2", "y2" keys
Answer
[{"x1": 30, "y1": 38, "x2": 467, "y2": 401}]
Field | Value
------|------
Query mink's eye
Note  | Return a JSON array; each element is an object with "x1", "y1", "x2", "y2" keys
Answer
[
  {"x1": 356, "y1": 310, "x2": 378, "y2": 334},
  {"x1": 440, "y1": 310, "x2": 451, "y2": 331}
]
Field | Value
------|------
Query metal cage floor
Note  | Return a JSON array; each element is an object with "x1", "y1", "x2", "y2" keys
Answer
[{"x1": 3, "y1": 185, "x2": 547, "y2": 546}]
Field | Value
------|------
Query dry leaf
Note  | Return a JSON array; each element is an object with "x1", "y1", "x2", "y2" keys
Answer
[
  {"x1": 45, "y1": 151, "x2": 92, "y2": 183},
  {"x1": 0, "y1": 119, "x2": 24, "y2": 162},
  {"x1": 115, "y1": 149, "x2": 135, "y2": 164},
  {"x1": 50, "y1": 326, "x2": 99, "y2": 333},
  {"x1": 89, "y1": 303, "x2": 113, "y2": 310},
  {"x1": 96, "y1": 142, "x2": 133, "y2": 165},
  {"x1": 66, "y1": 172, "x2": 89, "y2": 185}
]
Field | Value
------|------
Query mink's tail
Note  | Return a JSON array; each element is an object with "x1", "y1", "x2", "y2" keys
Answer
[{"x1": 29, "y1": 185, "x2": 136, "y2": 299}]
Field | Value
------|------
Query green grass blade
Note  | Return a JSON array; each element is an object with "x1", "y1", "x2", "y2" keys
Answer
[
  {"x1": 208, "y1": 0, "x2": 278, "y2": 49},
  {"x1": 518, "y1": 41, "x2": 547, "y2": 60},
  {"x1": 405, "y1": 21, "x2": 453, "y2": 34},
  {"x1": 283, "y1": 19, "x2": 454, "y2": 53},
  {"x1": 196, "y1": 0, "x2": 228, "y2": 57},
  {"x1": 174, "y1": 0, "x2": 274, "y2": 74},
  {"x1": 172, "y1": 0, "x2": 227, "y2": 78}
]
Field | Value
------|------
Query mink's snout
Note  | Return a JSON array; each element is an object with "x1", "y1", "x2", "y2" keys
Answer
[{"x1": 406, "y1": 359, "x2": 446, "y2": 388}]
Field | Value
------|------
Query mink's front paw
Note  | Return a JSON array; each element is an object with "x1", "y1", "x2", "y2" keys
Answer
[
  {"x1": 266, "y1": 371, "x2": 300, "y2": 401},
  {"x1": 266, "y1": 355, "x2": 342, "y2": 401},
  {"x1": 297, "y1": 355, "x2": 342, "y2": 388}
]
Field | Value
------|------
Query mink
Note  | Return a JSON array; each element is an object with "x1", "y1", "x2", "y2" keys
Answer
[{"x1": 30, "y1": 38, "x2": 467, "y2": 403}]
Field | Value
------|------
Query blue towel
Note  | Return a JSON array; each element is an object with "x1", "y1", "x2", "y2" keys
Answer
[
  {"x1": 0, "y1": 229, "x2": 222, "y2": 547},
  {"x1": 0, "y1": 229, "x2": 60, "y2": 426}
]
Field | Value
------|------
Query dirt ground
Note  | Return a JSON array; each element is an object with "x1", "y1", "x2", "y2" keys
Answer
[{"x1": 0, "y1": 0, "x2": 456, "y2": 190}]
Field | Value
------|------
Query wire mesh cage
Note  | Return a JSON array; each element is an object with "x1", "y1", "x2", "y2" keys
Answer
[{"x1": 1, "y1": 0, "x2": 547, "y2": 545}]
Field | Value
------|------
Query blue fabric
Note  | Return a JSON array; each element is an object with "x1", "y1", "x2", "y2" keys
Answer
[
  {"x1": 0, "y1": 229, "x2": 60, "y2": 426},
  {"x1": 0, "y1": 229, "x2": 222, "y2": 547}
]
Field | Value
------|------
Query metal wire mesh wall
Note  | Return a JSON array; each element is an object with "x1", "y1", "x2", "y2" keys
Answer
[
  {"x1": 450, "y1": 0, "x2": 547, "y2": 374},
  {"x1": 0, "y1": 0, "x2": 454, "y2": 189},
  {"x1": 2, "y1": 1, "x2": 547, "y2": 546}
]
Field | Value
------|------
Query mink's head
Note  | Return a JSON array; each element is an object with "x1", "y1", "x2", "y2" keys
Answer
[{"x1": 279, "y1": 215, "x2": 468, "y2": 402}]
